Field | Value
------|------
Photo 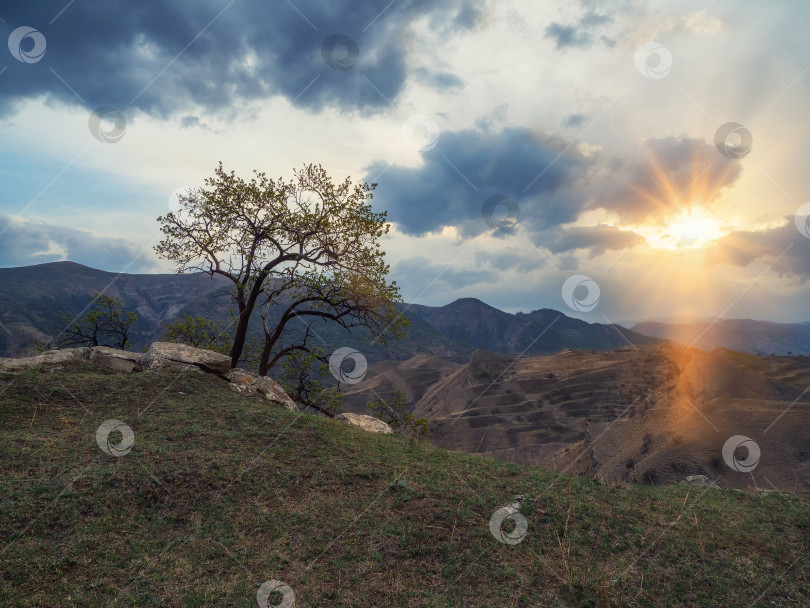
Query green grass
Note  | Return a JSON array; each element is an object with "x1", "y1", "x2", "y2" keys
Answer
[{"x1": 0, "y1": 361, "x2": 808, "y2": 607}]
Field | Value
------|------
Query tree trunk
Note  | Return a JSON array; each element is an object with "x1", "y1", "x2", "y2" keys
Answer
[
  {"x1": 229, "y1": 280, "x2": 267, "y2": 368},
  {"x1": 258, "y1": 339, "x2": 272, "y2": 377},
  {"x1": 230, "y1": 306, "x2": 251, "y2": 368}
]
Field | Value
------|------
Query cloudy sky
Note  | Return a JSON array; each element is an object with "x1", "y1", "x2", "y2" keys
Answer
[{"x1": 1, "y1": 0, "x2": 809, "y2": 323}]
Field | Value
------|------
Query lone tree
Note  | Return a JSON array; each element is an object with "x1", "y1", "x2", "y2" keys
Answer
[
  {"x1": 155, "y1": 163, "x2": 407, "y2": 375},
  {"x1": 54, "y1": 294, "x2": 137, "y2": 350}
]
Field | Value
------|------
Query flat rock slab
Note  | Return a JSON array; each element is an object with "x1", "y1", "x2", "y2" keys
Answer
[
  {"x1": 145, "y1": 342, "x2": 231, "y2": 375},
  {"x1": 227, "y1": 369, "x2": 299, "y2": 411},
  {"x1": 335, "y1": 412, "x2": 393, "y2": 434},
  {"x1": 89, "y1": 346, "x2": 145, "y2": 373},
  {"x1": 0, "y1": 348, "x2": 90, "y2": 369}
]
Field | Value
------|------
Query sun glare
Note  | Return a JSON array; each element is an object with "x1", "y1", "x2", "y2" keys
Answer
[{"x1": 645, "y1": 209, "x2": 726, "y2": 250}]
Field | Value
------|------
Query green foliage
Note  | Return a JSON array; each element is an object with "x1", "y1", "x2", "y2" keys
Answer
[
  {"x1": 161, "y1": 314, "x2": 230, "y2": 353},
  {"x1": 367, "y1": 390, "x2": 430, "y2": 439},
  {"x1": 277, "y1": 346, "x2": 343, "y2": 416},
  {"x1": 52, "y1": 294, "x2": 137, "y2": 350},
  {"x1": 155, "y1": 162, "x2": 409, "y2": 374}
]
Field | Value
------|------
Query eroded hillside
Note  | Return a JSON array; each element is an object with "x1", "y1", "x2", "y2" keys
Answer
[{"x1": 349, "y1": 345, "x2": 810, "y2": 492}]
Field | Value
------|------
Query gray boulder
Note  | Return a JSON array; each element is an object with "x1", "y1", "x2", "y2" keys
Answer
[
  {"x1": 335, "y1": 412, "x2": 393, "y2": 434},
  {"x1": 227, "y1": 369, "x2": 298, "y2": 411},
  {"x1": 0, "y1": 348, "x2": 90, "y2": 369},
  {"x1": 89, "y1": 346, "x2": 145, "y2": 373},
  {"x1": 145, "y1": 342, "x2": 231, "y2": 375}
]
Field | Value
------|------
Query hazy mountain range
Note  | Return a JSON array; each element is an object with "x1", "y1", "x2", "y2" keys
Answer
[
  {"x1": 2, "y1": 261, "x2": 809, "y2": 359},
  {"x1": 632, "y1": 319, "x2": 810, "y2": 356},
  {"x1": 0, "y1": 261, "x2": 659, "y2": 360}
]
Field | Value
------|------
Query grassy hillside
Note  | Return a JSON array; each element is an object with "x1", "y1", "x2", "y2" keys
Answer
[{"x1": 1, "y1": 362, "x2": 808, "y2": 607}]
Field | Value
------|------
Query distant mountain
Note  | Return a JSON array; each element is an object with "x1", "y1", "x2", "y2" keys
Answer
[
  {"x1": 0, "y1": 262, "x2": 661, "y2": 360},
  {"x1": 406, "y1": 297, "x2": 663, "y2": 356},
  {"x1": 632, "y1": 318, "x2": 810, "y2": 356},
  {"x1": 0, "y1": 262, "x2": 229, "y2": 356}
]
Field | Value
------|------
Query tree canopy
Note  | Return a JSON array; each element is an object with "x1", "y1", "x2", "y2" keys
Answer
[{"x1": 155, "y1": 163, "x2": 408, "y2": 376}]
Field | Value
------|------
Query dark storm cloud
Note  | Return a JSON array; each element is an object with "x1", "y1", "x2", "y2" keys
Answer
[
  {"x1": 393, "y1": 255, "x2": 499, "y2": 290},
  {"x1": 366, "y1": 127, "x2": 594, "y2": 237},
  {"x1": 0, "y1": 0, "x2": 483, "y2": 118},
  {"x1": 412, "y1": 68, "x2": 464, "y2": 91},
  {"x1": 545, "y1": 10, "x2": 613, "y2": 49},
  {"x1": 367, "y1": 129, "x2": 739, "y2": 254},
  {"x1": 474, "y1": 250, "x2": 543, "y2": 273},
  {"x1": 546, "y1": 225, "x2": 645, "y2": 257},
  {"x1": 706, "y1": 220, "x2": 810, "y2": 279},
  {"x1": 562, "y1": 113, "x2": 587, "y2": 128},
  {"x1": 0, "y1": 217, "x2": 160, "y2": 272},
  {"x1": 588, "y1": 137, "x2": 743, "y2": 224}
]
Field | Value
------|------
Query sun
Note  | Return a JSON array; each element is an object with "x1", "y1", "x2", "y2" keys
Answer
[{"x1": 645, "y1": 209, "x2": 726, "y2": 250}]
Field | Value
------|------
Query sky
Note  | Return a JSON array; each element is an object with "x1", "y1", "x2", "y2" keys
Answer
[{"x1": 1, "y1": 0, "x2": 810, "y2": 324}]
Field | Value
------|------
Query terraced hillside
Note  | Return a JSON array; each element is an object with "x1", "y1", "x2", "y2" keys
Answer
[
  {"x1": 340, "y1": 354, "x2": 461, "y2": 413},
  {"x1": 344, "y1": 346, "x2": 810, "y2": 492}
]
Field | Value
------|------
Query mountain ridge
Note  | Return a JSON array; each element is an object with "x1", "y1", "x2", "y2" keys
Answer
[{"x1": 0, "y1": 262, "x2": 661, "y2": 360}]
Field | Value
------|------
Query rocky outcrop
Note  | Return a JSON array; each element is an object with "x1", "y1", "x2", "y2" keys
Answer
[
  {"x1": 144, "y1": 342, "x2": 231, "y2": 375},
  {"x1": 0, "y1": 347, "x2": 90, "y2": 369},
  {"x1": 335, "y1": 412, "x2": 393, "y2": 434},
  {"x1": 89, "y1": 346, "x2": 145, "y2": 373},
  {"x1": 0, "y1": 343, "x2": 300, "y2": 414},
  {"x1": 227, "y1": 369, "x2": 298, "y2": 411}
]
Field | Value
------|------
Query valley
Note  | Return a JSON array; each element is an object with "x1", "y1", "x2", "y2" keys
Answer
[{"x1": 344, "y1": 345, "x2": 810, "y2": 492}]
